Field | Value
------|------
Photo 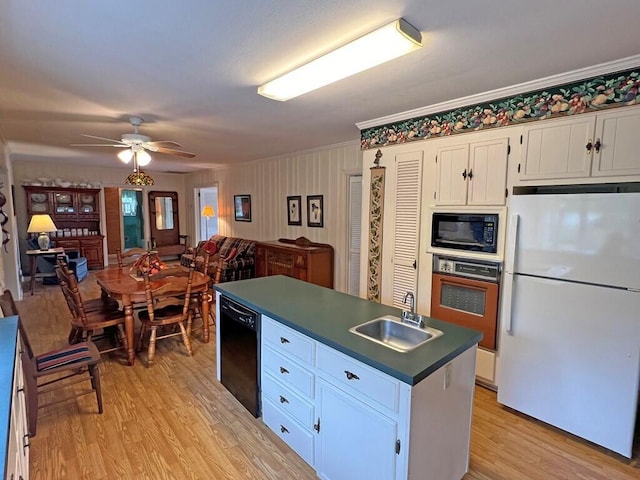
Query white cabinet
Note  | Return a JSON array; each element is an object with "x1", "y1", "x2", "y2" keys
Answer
[
  {"x1": 260, "y1": 316, "x2": 316, "y2": 465},
  {"x1": 260, "y1": 314, "x2": 478, "y2": 480},
  {"x1": 5, "y1": 335, "x2": 29, "y2": 480},
  {"x1": 435, "y1": 137, "x2": 509, "y2": 206},
  {"x1": 519, "y1": 106, "x2": 640, "y2": 181}
]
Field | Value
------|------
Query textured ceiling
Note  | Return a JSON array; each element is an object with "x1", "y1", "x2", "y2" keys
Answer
[{"x1": 1, "y1": 1, "x2": 639, "y2": 173}]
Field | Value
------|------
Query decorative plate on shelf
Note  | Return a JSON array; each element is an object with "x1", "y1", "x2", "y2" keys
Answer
[
  {"x1": 80, "y1": 194, "x2": 94, "y2": 204},
  {"x1": 56, "y1": 193, "x2": 72, "y2": 203},
  {"x1": 81, "y1": 205, "x2": 94, "y2": 213},
  {"x1": 31, "y1": 203, "x2": 47, "y2": 213},
  {"x1": 30, "y1": 193, "x2": 47, "y2": 203}
]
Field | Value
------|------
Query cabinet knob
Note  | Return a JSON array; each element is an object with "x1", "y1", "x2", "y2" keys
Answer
[
  {"x1": 313, "y1": 418, "x2": 321, "y2": 433},
  {"x1": 461, "y1": 169, "x2": 468, "y2": 179},
  {"x1": 586, "y1": 139, "x2": 593, "y2": 153},
  {"x1": 467, "y1": 169, "x2": 473, "y2": 180},
  {"x1": 344, "y1": 370, "x2": 360, "y2": 380},
  {"x1": 594, "y1": 138, "x2": 601, "y2": 153}
]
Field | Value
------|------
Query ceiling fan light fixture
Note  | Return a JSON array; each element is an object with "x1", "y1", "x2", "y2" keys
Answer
[
  {"x1": 257, "y1": 18, "x2": 422, "y2": 101},
  {"x1": 136, "y1": 150, "x2": 152, "y2": 166},
  {"x1": 117, "y1": 149, "x2": 134, "y2": 164}
]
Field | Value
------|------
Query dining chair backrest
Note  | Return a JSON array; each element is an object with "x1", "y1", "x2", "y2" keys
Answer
[
  {"x1": 116, "y1": 247, "x2": 148, "y2": 269},
  {"x1": 56, "y1": 258, "x2": 90, "y2": 327},
  {"x1": 142, "y1": 264, "x2": 195, "y2": 324}
]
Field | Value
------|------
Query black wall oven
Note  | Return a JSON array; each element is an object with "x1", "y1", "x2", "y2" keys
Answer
[
  {"x1": 219, "y1": 295, "x2": 260, "y2": 417},
  {"x1": 431, "y1": 212, "x2": 498, "y2": 253}
]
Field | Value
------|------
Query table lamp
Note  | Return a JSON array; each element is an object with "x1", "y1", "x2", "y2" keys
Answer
[
  {"x1": 27, "y1": 214, "x2": 58, "y2": 250},
  {"x1": 202, "y1": 205, "x2": 215, "y2": 239}
]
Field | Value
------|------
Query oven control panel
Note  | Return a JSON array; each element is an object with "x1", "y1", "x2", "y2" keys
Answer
[{"x1": 433, "y1": 255, "x2": 501, "y2": 283}]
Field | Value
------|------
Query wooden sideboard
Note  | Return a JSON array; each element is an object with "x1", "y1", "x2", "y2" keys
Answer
[
  {"x1": 24, "y1": 186, "x2": 105, "y2": 269},
  {"x1": 255, "y1": 237, "x2": 334, "y2": 288}
]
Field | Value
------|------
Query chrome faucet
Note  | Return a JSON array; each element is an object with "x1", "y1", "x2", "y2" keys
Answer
[{"x1": 402, "y1": 292, "x2": 424, "y2": 327}]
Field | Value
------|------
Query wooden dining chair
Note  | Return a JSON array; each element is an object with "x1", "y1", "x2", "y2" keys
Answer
[
  {"x1": 136, "y1": 263, "x2": 196, "y2": 367},
  {"x1": 0, "y1": 290, "x2": 103, "y2": 437},
  {"x1": 56, "y1": 260, "x2": 128, "y2": 354},
  {"x1": 116, "y1": 247, "x2": 147, "y2": 269}
]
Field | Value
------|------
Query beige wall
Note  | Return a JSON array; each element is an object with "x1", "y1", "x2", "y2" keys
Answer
[{"x1": 183, "y1": 141, "x2": 362, "y2": 292}]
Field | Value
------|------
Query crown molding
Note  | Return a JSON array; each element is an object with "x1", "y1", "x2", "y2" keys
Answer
[{"x1": 356, "y1": 54, "x2": 640, "y2": 130}]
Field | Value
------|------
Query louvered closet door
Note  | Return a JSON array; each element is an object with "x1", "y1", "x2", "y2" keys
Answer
[{"x1": 391, "y1": 151, "x2": 423, "y2": 308}]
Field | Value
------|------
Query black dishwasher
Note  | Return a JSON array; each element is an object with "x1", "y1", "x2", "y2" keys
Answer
[{"x1": 219, "y1": 295, "x2": 260, "y2": 417}]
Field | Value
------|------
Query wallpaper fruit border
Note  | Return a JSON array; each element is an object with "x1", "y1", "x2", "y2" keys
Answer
[{"x1": 360, "y1": 67, "x2": 640, "y2": 149}]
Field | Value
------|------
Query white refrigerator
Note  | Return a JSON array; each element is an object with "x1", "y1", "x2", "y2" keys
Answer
[{"x1": 497, "y1": 190, "x2": 640, "y2": 458}]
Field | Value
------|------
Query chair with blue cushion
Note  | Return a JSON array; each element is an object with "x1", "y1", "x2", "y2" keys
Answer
[{"x1": 0, "y1": 290, "x2": 103, "y2": 437}]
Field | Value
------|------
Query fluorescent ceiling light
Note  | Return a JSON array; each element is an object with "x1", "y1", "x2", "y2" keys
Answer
[{"x1": 258, "y1": 18, "x2": 422, "y2": 101}]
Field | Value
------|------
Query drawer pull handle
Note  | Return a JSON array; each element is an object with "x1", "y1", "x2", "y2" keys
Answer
[
  {"x1": 280, "y1": 337, "x2": 290, "y2": 344},
  {"x1": 279, "y1": 366, "x2": 289, "y2": 374},
  {"x1": 344, "y1": 370, "x2": 360, "y2": 380},
  {"x1": 280, "y1": 425, "x2": 289, "y2": 434},
  {"x1": 279, "y1": 395, "x2": 289, "y2": 404}
]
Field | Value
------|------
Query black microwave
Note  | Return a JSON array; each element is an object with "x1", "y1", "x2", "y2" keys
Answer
[{"x1": 431, "y1": 213, "x2": 498, "y2": 253}]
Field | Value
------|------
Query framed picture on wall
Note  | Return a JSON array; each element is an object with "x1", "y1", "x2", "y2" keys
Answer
[
  {"x1": 234, "y1": 194, "x2": 252, "y2": 222},
  {"x1": 287, "y1": 195, "x2": 302, "y2": 226},
  {"x1": 307, "y1": 195, "x2": 323, "y2": 227}
]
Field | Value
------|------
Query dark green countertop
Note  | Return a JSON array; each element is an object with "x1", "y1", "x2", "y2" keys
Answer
[{"x1": 214, "y1": 276, "x2": 482, "y2": 385}]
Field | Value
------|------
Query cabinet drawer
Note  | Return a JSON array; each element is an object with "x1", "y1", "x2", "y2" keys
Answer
[
  {"x1": 262, "y1": 397, "x2": 314, "y2": 465},
  {"x1": 317, "y1": 344, "x2": 400, "y2": 413},
  {"x1": 262, "y1": 345, "x2": 314, "y2": 398},
  {"x1": 262, "y1": 315, "x2": 314, "y2": 366},
  {"x1": 262, "y1": 372, "x2": 314, "y2": 428}
]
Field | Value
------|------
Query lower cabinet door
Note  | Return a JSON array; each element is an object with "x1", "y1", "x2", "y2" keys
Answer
[{"x1": 315, "y1": 378, "x2": 398, "y2": 480}]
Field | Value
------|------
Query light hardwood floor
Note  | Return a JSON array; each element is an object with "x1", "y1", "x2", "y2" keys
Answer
[{"x1": 16, "y1": 274, "x2": 640, "y2": 480}]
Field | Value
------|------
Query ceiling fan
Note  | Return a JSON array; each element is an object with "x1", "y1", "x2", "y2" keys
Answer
[{"x1": 72, "y1": 116, "x2": 196, "y2": 159}]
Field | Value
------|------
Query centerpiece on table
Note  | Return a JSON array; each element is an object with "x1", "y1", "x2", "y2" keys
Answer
[{"x1": 129, "y1": 250, "x2": 167, "y2": 280}]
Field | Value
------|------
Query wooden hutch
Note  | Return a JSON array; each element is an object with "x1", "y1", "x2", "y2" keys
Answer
[
  {"x1": 255, "y1": 237, "x2": 334, "y2": 288},
  {"x1": 24, "y1": 186, "x2": 104, "y2": 269}
]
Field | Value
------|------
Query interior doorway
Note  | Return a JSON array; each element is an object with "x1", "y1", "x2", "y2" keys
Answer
[
  {"x1": 104, "y1": 187, "x2": 146, "y2": 257},
  {"x1": 196, "y1": 186, "x2": 219, "y2": 242}
]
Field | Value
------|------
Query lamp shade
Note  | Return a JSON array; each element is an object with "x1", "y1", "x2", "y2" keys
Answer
[
  {"x1": 27, "y1": 214, "x2": 58, "y2": 233},
  {"x1": 27, "y1": 214, "x2": 58, "y2": 250},
  {"x1": 202, "y1": 205, "x2": 215, "y2": 217}
]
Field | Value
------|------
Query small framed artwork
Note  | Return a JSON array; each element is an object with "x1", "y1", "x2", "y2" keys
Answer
[
  {"x1": 307, "y1": 195, "x2": 324, "y2": 228},
  {"x1": 287, "y1": 195, "x2": 302, "y2": 226},
  {"x1": 234, "y1": 194, "x2": 252, "y2": 222}
]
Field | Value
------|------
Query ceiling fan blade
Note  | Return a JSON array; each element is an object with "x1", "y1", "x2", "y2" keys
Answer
[
  {"x1": 146, "y1": 140, "x2": 183, "y2": 148},
  {"x1": 71, "y1": 143, "x2": 129, "y2": 147},
  {"x1": 81, "y1": 134, "x2": 127, "y2": 144},
  {"x1": 154, "y1": 147, "x2": 196, "y2": 158}
]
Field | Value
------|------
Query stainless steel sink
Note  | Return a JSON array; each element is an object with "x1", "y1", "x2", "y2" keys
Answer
[{"x1": 349, "y1": 315, "x2": 443, "y2": 353}]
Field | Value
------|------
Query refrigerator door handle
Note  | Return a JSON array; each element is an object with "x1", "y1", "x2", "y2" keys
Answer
[
  {"x1": 502, "y1": 272, "x2": 515, "y2": 335},
  {"x1": 505, "y1": 214, "x2": 519, "y2": 274}
]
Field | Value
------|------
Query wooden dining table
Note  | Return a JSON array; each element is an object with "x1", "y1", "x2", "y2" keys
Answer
[{"x1": 95, "y1": 266, "x2": 211, "y2": 366}]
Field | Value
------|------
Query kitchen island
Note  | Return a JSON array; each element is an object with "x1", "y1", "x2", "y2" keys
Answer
[{"x1": 215, "y1": 275, "x2": 482, "y2": 480}]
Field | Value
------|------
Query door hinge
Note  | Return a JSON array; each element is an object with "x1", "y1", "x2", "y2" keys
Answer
[
  {"x1": 520, "y1": 134, "x2": 523, "y2": 144},
  {"x1": 435, "y1": 155, "x2": 437, "y2": 163},
  {"x1": 505, "y1": 188, "x2": 509, "y2": 198},
  {"x1": 433, "y1": 191, "x2": 436, "y2": 200},
  {"x1": 507, "y1": 144, "x2": 511, "y2": 155},
  {"x1": 412, "y1": 259, "x2": 417, "y2": 269},
  {"x1": 395, "y1": 439, "x2": 401, "y2": 454},
  {"x1": 517, "y1": 163, "x2": 521, "y2": 174}
]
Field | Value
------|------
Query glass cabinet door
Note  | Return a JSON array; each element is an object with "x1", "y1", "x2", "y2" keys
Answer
[{"x1": 53, "y1": 192, "x2": 76, "y2": 216}]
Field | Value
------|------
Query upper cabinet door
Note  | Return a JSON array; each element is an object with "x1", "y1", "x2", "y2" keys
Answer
[
  {"x1": 592, "y1": 106, "x2": 640, "y2": 177},
  {"x1": 435, "y1": 143, "x2": 469, "y2": 205},
  {"x1": 520, "y1": 114, "x2": 595, "y2": 180},
  {"x1": 467, "y1": 138, "x2": 509, "y2": 206}
]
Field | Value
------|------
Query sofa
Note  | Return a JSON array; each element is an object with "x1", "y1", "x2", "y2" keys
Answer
[{"x1": 180, "y1": 234, "x2": 256, "y2": 283}]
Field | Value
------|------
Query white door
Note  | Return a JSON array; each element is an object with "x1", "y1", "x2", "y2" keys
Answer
[
  {"x1": 434, "y1": 143, "x2": 468, "y2": 205},
  {"x1": 391, "y1": 152, "x2": 422, "y2": 308},
  {"x1": 467, "y1": 138, "x2": 509, "y2": 205},
  {"x1": 520, "y1": 114, "x2": 595, "y2": 180},
  {"x1": 315, "y1": 378, "x2": 398, "y2": 480}
]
